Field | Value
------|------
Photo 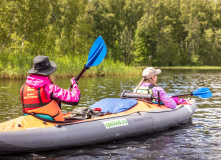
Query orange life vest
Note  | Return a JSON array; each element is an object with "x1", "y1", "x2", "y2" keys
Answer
[
  {"x1": 28, "y1": 100, "x2": 65, "y2": 121},
  {"x1": 20, "y1": 84, "x2": 52, "y2": 113}
]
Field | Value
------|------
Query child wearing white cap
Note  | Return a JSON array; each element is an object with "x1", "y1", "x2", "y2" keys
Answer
[{"x1": 134, "y1": 67, "x2": 178, "y2": 109}]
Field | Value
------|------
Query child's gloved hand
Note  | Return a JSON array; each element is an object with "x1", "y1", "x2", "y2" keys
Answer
[
  {"x1": 69, "y1": 77, "x2": 78, "y2": 90},
  {"x1": 70, "y1": 77, "x2": 78, "y2": 85},
  {"x1": 179, "y1": 98, "x2": 186, "y2": 104},
  {"x1": 172, "y1": 97, "x2": 186, "y2": 105},
  {"x1": 172, "y1": 97, "x2": 179, "y2": 105}
]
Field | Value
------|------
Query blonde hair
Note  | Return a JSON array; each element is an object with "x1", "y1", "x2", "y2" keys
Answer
[{"x1": 134, "y1": 75, "x2": 158, "y2": 93}]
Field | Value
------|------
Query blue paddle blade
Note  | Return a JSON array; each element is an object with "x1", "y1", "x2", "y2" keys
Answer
[
  {"x1": 86, "y1": 36, "x2": 107, "y2": 67},
  {"x1": 192, "y1": 87, "x2": 212, "y2": 98}
]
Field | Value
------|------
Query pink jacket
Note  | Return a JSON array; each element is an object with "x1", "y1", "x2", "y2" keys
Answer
[
  {"x1": 26, "y1": 74, "x2": 80, "y2": 106},
  {"x1": 140, "y1": 83, "x2": 177, "y2": 109}
]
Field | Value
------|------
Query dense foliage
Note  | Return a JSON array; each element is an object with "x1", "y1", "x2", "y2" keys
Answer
[{"x1": 0, "y1": 0, "x2": 221, "y2": 78}]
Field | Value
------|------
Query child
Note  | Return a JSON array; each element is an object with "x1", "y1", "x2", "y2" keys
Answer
[
  {"x1": 134, "y1": 67, "x2": 183, "y2": 109},
  {"x1": 20, "y1": 55, "x2": 81, "y2": 113}
]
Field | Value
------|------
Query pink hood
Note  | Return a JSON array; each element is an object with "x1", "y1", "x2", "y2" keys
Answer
[{"x1": 26, "y1": 75, "x2": 51, "y2": 88}]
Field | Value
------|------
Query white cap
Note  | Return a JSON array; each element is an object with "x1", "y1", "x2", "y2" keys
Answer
[{"x1": 142, "y1": 67, "x2": 161, "y2": 79}]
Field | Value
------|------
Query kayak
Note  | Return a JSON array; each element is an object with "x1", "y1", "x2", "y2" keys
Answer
[{"x1": 0, "y1": 96, "x2": 197, "y2": 154}]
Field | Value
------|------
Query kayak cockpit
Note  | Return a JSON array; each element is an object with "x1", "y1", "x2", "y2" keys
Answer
[{"x1": 0, "y1": 94, "x2": 193, "y2": 132}]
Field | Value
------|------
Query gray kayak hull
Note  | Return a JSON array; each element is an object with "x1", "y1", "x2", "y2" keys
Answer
[{"x1": 0, "y1": 99, "x2": 196, "y2": 154}]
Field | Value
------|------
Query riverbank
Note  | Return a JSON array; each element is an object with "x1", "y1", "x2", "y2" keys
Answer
[
  {"x1": 136, "y1": 66, "x2": 221, "y2": 70},
  {"x1": 1, "y1": 52, "x2": 221, "y2": 79},
  {"x1": 0, "y1": 54, "x2": 142, "y2": 79},
  {"x1": 157, "y1": 66, "x2": 221, "y2": 69},
  {"x1": 1, "y1": 63, "x2": 221, "y2": 80}
]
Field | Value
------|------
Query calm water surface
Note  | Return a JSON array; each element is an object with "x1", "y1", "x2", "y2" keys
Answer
[{"x1": 0, "y1": 69, "x2": 220, "y2": 160}]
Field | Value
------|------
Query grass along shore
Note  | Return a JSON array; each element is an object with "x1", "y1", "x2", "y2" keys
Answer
[
  {"x1": 1, "y1": 62, "x2": 221, "y2": 79},
  {"x1": 157, "y1": 66, "x2": 221, "y2": 69},
  {"x1": 1, "y1": 53, "x2": 220, "y2": 79},
  {"x1": 0, "y1": 54, "x2": 142, "y2": 79},
  {"x1": 136, "y1": 66, "x2": 221, "y2": 70}
]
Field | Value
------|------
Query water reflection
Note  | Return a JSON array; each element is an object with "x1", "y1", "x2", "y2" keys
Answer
[{"x1": 0, "y1": 69, "x2": 221, "y2": 159}]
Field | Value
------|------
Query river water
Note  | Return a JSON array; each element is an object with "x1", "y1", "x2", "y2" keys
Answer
[{"x1": 0, "y1": 69, "x2": 220, "y2": 160}]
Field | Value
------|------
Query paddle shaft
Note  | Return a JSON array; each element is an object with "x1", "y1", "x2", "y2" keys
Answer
[
  {"x1": 171, "y1": 93, "x2": 193, "y2": 97},
  {"x1": 76, "y1": 65, "x2": 90, "y2": 82}
]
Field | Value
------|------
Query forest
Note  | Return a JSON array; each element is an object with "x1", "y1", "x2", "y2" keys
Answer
[{"x1": 0, "y1": 0, "x2": 221, "y2": 78}]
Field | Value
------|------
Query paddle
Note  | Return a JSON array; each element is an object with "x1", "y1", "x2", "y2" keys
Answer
[
  {"x1": 71, "y1": 36, "x2": 107, "y2": 87},
  {"x1": 171, "y1": 87, "x2": 212, "y2": 98}
]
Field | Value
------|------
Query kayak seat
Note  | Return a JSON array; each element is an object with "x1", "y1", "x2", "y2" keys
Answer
[
  {"x1": 23, "y1": 113, "x2": 54, "y2": 121},
  {"x1": 89, "y1": 98, "x2": 138, "y2": 114},
  {"x1": 27, "y1": 100, "x2": 65, "y2": 121}
]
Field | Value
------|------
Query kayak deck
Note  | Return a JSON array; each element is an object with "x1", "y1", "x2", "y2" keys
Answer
[{"x1": 0, "y1": 99, "x2": 194, "y2": 132}]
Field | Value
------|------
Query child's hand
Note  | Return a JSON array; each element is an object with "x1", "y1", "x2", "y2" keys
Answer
[{"x1": 172, "y1": 97, "x2": 186, "y2": 105}]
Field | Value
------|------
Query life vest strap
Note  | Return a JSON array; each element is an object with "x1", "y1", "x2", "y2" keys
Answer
[
  {"x1": 38, "y1": 87, "x2": 43, "y2": 106},
  {"x1": 23, "y1": 103, "x2": 50, "y2": 108},
  {"x1": 136, "y1": 84, "x2": 154, "y2": 94}
]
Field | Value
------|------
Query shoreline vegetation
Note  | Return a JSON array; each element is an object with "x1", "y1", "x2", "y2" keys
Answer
[
  {"x1": 149, "y1": 66, "x2": 221, "y2": 70},
  {"x1": 0, "y1": 54, "x2": 142, "y2": 79},
  {"x1": 1, "y1": 53, "x2": 220, "y2": 80}
]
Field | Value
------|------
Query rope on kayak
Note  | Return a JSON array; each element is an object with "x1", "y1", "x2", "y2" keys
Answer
[{"x1": 141, "y1": 97, "x2": 151, "y2": 108}]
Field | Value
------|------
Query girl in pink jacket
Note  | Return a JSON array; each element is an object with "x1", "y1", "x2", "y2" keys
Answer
[
  {"x1": 20, "y1": 55, "x2": 80, "y2": 113},
  {"x1": 134, "y1": 67, "x2": 183, "y2": 109}
]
